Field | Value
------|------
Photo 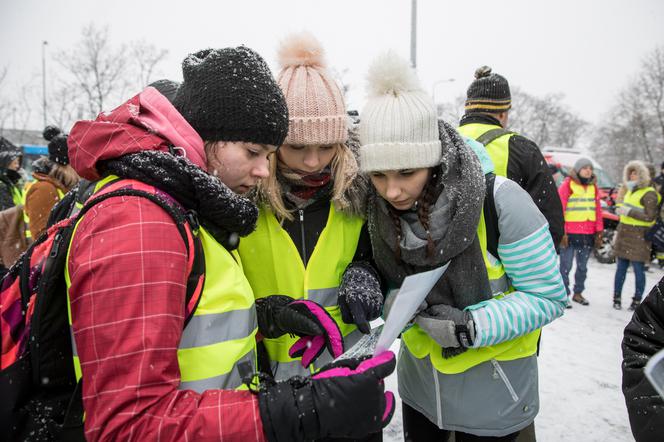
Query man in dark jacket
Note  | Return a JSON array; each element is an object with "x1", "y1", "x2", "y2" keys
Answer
[
  {"x1": 458, "y1": 66, "x2": 564, "y2": 250},
  {"x1": 622, "y1": 276, "x2": 664, "y2": 442}
]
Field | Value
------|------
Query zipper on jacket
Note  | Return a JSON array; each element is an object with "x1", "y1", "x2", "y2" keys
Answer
[
  {"x1": 432, "y1": 363, "x2": 443, "y2": 427},
  {"x1": 299, "y1": 209, "x2": 308, "y2": 266},
  {"x1": 491, "y1": 359, "x2": 519, "y2": 402}
]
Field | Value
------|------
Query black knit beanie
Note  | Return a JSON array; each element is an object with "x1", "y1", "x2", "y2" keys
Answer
[
  {"x1": 43, "y1": 125, "x2": 70, "y2": 165},
  {"x1": 173, "y1": 46, "x2": 289, "y2": 147},
  {"x1": 464, "y1": 66, "x2": 511, "y2": 114},
  {"x1": 0, "y1": 136, "x2": 21, "y2": 169}
]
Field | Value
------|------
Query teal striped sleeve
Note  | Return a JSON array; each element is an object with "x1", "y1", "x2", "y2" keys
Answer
[{"x1": 466, "y1": 177, "x2": 567, "y2": 348}]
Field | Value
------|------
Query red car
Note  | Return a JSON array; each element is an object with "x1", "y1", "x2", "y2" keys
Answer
[{"x1": 544, "y1": 147, "x2": 619, "y2": 263}]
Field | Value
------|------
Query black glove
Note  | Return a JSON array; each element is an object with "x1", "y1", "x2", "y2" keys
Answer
[
  {"x1": 338, "y1": 262, "x2": 384, "y2": 334},
  {"x1": 256, "y1": 295, "x2": 322, "y2": 338},
  {"x1": 256, "y1": 295, "x2": 344, "y2": 367},
  {"x1": 259, "y1": 352, "x2": 396, "y2": 442}
]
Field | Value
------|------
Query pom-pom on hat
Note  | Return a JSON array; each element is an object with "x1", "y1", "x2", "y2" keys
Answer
[
  {"x1": 358, "y1": 51, "x2": 442, "y2": 172},
  {"x1": 43, "y1": 125, "x2": 70, "y2": 165},
  {"x1": 464, "y1": 65, "x2": 511, "y2": 114},
  {"x1": 276, "y1": 32, "x2": 347, "y2": 146},
  {"x1": 172, "y1": 46, "x2": 289, "y2": 147}
]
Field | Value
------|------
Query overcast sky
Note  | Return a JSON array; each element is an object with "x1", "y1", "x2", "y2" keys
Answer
[{"x1": 2, "y1": 0, "x2": 664, "y2": 132}]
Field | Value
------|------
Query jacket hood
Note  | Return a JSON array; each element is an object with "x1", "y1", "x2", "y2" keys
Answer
[
  {"x1": 69, "y1": 86, "x2": 206, "y2": 181},
  {"x1": 622, "y1": 160, "x2": 650, "y2": 189}
]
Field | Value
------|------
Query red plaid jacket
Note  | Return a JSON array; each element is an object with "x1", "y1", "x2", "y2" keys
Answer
[{"x1": 66, "y1": 88, "x2": 267, "y2": 441}]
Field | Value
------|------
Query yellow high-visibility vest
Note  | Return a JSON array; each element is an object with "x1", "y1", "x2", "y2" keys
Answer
[
  {"x1": 66, "y1": 176, "x2": 257, "y2": 392},
  {"x1": 401, "y1": 207, "x2": 540, "y2": 375},
  {"x1": 237, "y1": 203, "x2": 364, "y2": 378},
  {"x1": 565, "y1": 180, "x2": 596, "y2": 222},
  {"x1": 458, "y1": 123, "x2": 513, "y2": 178},
  {"x1": 619, "y1": 186, "x2": 661, "y2": 227}
]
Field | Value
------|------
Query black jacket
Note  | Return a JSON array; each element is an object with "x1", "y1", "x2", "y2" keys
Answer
[
  {"x1": 622, "y1": 277, "x2": 664, "y2": 442},
  {"x1": 459, "y1": 114, "x2": 564, "y2": 249}
]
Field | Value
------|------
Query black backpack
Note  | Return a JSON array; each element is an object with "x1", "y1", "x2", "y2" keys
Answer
[{"x1": 0, "y1": 184, "x2": 205, "y2": 441}]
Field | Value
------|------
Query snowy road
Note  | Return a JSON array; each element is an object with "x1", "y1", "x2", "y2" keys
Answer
[{"x1": 382, "y1": 257, "x2": 663, "y2": 441}]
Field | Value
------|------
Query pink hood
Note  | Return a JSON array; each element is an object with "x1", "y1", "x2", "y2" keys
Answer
[{"x1": 69, "y1": 87, "x2": 207, "y2": 181}]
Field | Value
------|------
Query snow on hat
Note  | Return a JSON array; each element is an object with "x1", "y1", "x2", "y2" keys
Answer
[
  {"x1": 173, "y1": 46, "x2": 289, "y2": 147},
  {"x1": 359, "y1": 51, "x2": 442, "y2": 172},
  {"x1": 0, "y1": 136, "x2": 21, "y2": 169},
  {"x1": 276, "y1": 32, "x2": 347, "y2": 146},
  {"x1": 464, "y1": 66, "x2": 511, "y2": 114},
  {"x1": 43, "y1": 125, "x2": 70, "y2": 165},
  {"x1": 573, "y1": 157, "x2": 593, "y2": 173}
]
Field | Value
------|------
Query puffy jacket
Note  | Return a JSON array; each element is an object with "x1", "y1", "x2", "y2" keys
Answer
[
  {"x1": 66, "y1": 87, "x2": 266, "y2": 441},
  {"x1": 622, "y1": 276, "x2": 664, "y2": 442}
]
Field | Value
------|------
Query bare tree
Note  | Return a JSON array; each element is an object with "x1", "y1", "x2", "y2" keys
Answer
[
  {"x1": 638, "y1": 46, "x2": 664, "y2": 142},
  {"x1": 131, "y1": 40, "x2": 168, "y2": 88},
  {"x1": 58, "y1": 24, "x2": 130, "y2": 117}
]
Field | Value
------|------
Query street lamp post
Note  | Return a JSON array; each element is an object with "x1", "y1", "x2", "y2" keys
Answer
[
  {"x1": 42, "y1": 40, "x2": 48, "y2": 128},
  {"x1": 410, "y1": 0, "x2": 417, "y2": 69}
]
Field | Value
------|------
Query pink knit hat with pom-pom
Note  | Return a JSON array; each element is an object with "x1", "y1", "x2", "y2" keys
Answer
[{"x1": 276, "y1": 32, "x2": 347, "y2": 146}]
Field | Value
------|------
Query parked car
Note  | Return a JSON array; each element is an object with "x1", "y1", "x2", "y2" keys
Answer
[{"x1": 543, "y1": 147, "x2": 619, "y2": 263}]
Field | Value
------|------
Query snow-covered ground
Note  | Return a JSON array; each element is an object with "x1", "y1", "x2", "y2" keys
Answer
[{"x1": 382, "y1": 257, "x2": 664, "y2": 441}]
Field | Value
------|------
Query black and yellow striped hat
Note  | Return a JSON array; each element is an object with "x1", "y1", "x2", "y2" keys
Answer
[{"x1": 464, "y1": 66, "x2": 511, "y2": 114}]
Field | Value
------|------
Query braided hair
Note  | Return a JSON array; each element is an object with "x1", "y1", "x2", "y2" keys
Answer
[{"x1": 387, "y1": 170, "x2": 439, "y2": 261}]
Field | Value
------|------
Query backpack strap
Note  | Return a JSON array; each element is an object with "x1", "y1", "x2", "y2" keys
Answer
[
  {"x1": 483, "y1": 173, "x2": 500, "y2": 259},
  {"x1": 476, "y1": 128, "x2": 514, "y2": 147},
  {"x1": 72, "y1": 187, "x2": 205, "y2": 323}
]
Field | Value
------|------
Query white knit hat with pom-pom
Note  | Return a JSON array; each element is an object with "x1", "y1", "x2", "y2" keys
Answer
[
  {"x1": 359, "y1": 51, "x2": 441, "y2": 172},
  {"x1": 276, "y1": 32, "x2": 347, "y2": 146}
]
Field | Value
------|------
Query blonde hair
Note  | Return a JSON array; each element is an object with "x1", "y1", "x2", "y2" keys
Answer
[
  {"x1": 49, "y1": 163, "x2": 79, "y2": 191},
  {"x1": 259, "y1": 143, "x2": 358, "y2": 222}
]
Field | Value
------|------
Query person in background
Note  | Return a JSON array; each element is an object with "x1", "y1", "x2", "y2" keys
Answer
[
  {"x1": 457, "y1": 66, "x2": 564, "y2": 251},
  {"x1": 622, "y1": 275, "x2": 664, "y2": 442},
  {"x1": 356, "y1": 52, "x2": 566, "y2": 442},
  {"x1": 24, "y1": 126, "x2": 80, "y2": 238},
  {"x1": 558, "y1": 157, "x2": 603, "y2": 307},
  {"x1": 613, "y1": 160, "x2": 660, "y2": 310},
  {"x1": 0, "y1": 136, "x2": 24, "y2": 211}
]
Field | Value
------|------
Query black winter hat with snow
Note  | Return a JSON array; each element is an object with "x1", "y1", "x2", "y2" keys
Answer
[
  {"x1": 173, "y1": 46, "x2": 289, "y2": 147},
  {"x1": 43, "y1": 125, "x2": 70, "y2": 165},
  {"x1": 464, "y1": 66, "x2": 511, "y2": 114},
  {"x1": 0, "y1": 136, "x2": 22, "y2": 169}
]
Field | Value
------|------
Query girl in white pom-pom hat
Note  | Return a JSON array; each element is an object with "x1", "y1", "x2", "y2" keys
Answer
[{"x1": 358, "y1": 51, "x2": 567, "y2": 441}]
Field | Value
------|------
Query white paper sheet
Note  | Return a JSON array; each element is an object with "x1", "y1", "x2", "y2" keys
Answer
[
  {"x1": 645, "y1": 348, "x2": 664, "y2": 399},
  {"x1": 373, "y1": 263, "x2": 449, "y2": 356}
]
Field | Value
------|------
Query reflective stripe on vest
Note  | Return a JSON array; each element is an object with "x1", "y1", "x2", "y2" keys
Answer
[
  {"x1": 401, "y1": 207, "x2": 540, "y2": 375},
  {"x1": 619, "y1": 186, "x2": 660, "y2": 227},
  {"x1": 565, "y1": 181, "x2": 596, "y2": 222},
  {"x1": 457, "y1": 123, "x2": 513, "y2": 177},
  {"x1": 66, "y1": 178, "x2": 257, "y2": 392},
  {"x1": 237, "y1": 203, "x2": 364, "y2": 379}
]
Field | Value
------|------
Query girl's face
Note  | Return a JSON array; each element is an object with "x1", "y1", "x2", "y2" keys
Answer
[
  {"x1": 370, "y1": 168, "x2": 431, "y2": 211},
  {"x1": 278, "y1": 144, "x2": 337, "y2": 175},
  {"x1": 629, "y1": 170, "x2": 638, "y2": 181},
  {"x1": 8, "y1": 158, "x2": 20, "y2": 171},
  {"x1": 206, "y1": 141, "x2": 276, "y2": 194},
  {"x1": 578, "y1": 165, "x2": 593, "y2": 179}
]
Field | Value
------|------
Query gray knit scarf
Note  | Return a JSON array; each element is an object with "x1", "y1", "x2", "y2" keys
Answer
[{"x1": 368, "y1": 120, "x2": 492, "y2": 313}]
